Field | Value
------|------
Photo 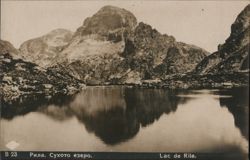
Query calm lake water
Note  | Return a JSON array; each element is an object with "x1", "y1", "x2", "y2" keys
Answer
[{"x1": 0, "y1": 86, "x2": 249, "y2": 156}]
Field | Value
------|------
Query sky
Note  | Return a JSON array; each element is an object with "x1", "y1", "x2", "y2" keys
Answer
[{"x1": 0, "y1": 0, "x2": 249, "y2": 52}]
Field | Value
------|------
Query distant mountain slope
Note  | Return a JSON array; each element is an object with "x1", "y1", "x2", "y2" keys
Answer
[
  {"x1": 0, "y1": 40, "x2": 20, "y2": 58},
  {"x1": 0, "y1": 40, "x2": 84, "y2": 103},
  {"x1": 195, "y1": 4, "x2": 249, "y2": 74},
  {"x1": 19, "y1": 29, "x2": 73, "y2": 67}
]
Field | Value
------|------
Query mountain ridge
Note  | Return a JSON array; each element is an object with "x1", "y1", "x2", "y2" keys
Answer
[
  {"x1": 2, "y1": 4, "x2": 249, "y2": 90},
  {"x1": 195, "y1": 4, "x2": 249, "y2": 74},
  {"x1": 18, "y1": 5, "x2": 208, "y2": 85}
]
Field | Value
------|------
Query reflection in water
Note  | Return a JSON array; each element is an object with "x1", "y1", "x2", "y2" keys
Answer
[
  {"x1": 40, "y1": 87, "x2": 184, "y2": 145},
  {"x1": 219, "y1": 87, "x2": 249, "y2": 139},
  {"x1": 0, "y1": 86, "x2": 249, "y2": 158},
  {"x1": 78, "y1": 88, "x2": 184, "y2": 144},
  {"x1": 2, "y1": 93, "x2": 76, "y2": 120}
]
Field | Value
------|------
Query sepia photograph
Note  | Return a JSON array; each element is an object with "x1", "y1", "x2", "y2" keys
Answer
[{"x1": 0, "y1": 0, "x2": 249, "y2": 160}]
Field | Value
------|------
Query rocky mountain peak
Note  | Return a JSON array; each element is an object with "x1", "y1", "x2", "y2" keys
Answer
[
  {"x1": 14, "y1": 5, "x2": 209, "y2": 85},
  {"x1": 230, "y1": 4, "x2": 250, "y2": 37},
  {"x1": 52, "y1": 6, "x2": 138, "y2": 63},
  {"x1": 218, "y1": 4, "x2": 250, "y2": 54},
  {"x1": 75, "y1": 5, "x2": 137, "y2": 37},
  {"x1": 195, "y1": 4, "x2": 249, "y2": 74}
]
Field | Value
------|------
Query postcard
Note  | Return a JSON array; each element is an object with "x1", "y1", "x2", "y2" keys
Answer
[{"x1": 0, "y1": 1, "x2": 249, "y2": 160}]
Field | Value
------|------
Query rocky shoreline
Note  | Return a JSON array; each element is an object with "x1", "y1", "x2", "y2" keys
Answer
[
  {"x1": 84, "y1": 72, "x2": 249, "y2": 89},
  {"x1": 2, "y1": 69, "x2": 248, "y2": 106},
  {"x1": 134, "y1": 72, "x2": 249, "y2": 89},
  {"x1": 0, "y1": 53, "x2": 85, "y2": 105}
]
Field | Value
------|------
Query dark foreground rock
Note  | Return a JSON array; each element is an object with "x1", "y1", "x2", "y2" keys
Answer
[{"x1": 0, "y1": 52, "x2": 85, "y2": 104}]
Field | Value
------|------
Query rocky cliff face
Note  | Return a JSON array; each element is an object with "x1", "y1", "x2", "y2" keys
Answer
[
  {"x1": 51, "y1": 5, "x2": 136, "y2": 64},
  {"x1": 75, "y1": 5, "x2": 137, "y2": 37},
  {"x1": 195, "y1": 4, "x2": 250, "y2": 74},
  {"x1": 120, "y1": 22, "x2": 208, "y2": 79},
  {"x1": 50, "y1": 23, "x2": 208, "y2": 85},
  {"x1": 19, "y1": 29, "x2": 73, "y2": 67},
  {"x1": 46, "y1": 6, "x2": 208, "y2": 85},
  {"x1": 0, "y1": 40, "x2": 84, "y2": 104}
]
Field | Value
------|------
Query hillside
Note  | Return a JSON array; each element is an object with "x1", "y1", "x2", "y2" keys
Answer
[
  {"x1": 19, "y1": 29, "x2": 73, "y2": 67},
  {"x1": 0, "y1": 40, "x2": 84, "y2": 104}
]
